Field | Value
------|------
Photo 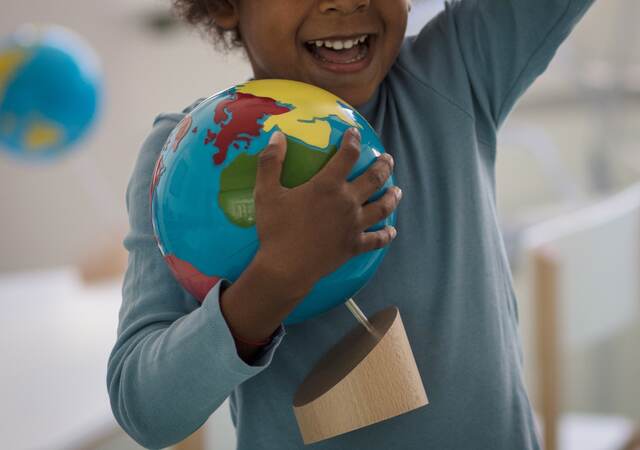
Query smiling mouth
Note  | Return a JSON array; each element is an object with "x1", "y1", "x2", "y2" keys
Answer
[{"x1": 303, "y1": 34, "x2": 372, "y2": 65}]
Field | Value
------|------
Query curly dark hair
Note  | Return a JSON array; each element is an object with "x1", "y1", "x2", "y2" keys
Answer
[{"x1": 171, "y1": 0, "x2": 244, "y2": 53}]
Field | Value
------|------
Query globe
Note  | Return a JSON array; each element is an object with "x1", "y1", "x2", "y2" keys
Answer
[
  {"x1": 151, "y1": 79, "x2": 396, "y2": 325},
  {"x1": 0, "y1": 25, "x2": 102, "y2": 161}
]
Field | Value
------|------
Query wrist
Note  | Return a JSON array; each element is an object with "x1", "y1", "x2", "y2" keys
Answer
[
  {"x1": 250, "y1": 250, "x2": 315, "y2": 303},
  {"x1": 218, "y1": 251, "x2": 311, "y2": 346}
]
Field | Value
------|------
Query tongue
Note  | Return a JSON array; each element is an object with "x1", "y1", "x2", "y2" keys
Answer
[{"x1": 313, "y1": 45, "x2": 362, "y2": 63}]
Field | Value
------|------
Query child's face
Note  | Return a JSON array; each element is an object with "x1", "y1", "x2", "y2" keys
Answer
[{"x1": 215, "y1": 0, "x2": 411, "y2": 107}]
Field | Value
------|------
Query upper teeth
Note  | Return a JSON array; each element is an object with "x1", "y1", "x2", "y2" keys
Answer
[{"x1": 311, "y1": 35, "x2": 368, "y2": 50}]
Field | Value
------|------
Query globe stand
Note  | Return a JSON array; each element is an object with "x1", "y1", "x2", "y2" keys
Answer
[{"x1": 292, "y1": 300, "x2": 428, "y2": 445}]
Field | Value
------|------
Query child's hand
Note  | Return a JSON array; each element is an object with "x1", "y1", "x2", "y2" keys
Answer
[{"x1": 253, "y1": 128, "x2": 401, "y2": 297}]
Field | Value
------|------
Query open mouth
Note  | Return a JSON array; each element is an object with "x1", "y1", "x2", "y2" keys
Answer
[{"x1": 303, "y1": 34, "x2": 373, "y2": 69}]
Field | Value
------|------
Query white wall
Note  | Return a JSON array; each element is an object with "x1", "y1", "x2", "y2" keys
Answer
[{"x1": 1, "y1": 0, "x2": 252, "y2": 272}]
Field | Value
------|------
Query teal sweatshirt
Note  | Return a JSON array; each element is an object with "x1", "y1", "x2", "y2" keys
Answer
[{"x1": 107, "y1": 1, "x2": 595, "y2": 448}]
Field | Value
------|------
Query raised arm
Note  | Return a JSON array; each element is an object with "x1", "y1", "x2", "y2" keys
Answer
[
  {"x1": 106, "y1": 113, "x2": 285, "y2": 449},
  {"x1": 453, "y1": 0, "x2": 595, "y2": 128},
  {"x1": 400, "y1": 0, "x2": 595, "y2": 133}
]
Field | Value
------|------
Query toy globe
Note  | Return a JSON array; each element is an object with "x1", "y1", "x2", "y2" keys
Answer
[
  {"x1": 150, "y1": 79, "x2": 396, "y2": 325},
  {"x1": 0, "y1": 24, "x2": 102, "y2": 161}
]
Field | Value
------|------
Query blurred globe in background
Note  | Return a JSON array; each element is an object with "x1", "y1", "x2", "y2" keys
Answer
[
  {"x1": 151, "y1": 79, "x2": 396, "y2": 325},
  {"x1": 0, "y1": 24, "x2": 102, "y2": 161}
]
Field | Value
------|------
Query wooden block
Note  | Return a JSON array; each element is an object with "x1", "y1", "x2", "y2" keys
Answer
[
  {"x1": 174, "y1": 427, "x2": 205, "y2": 450},
  {"x1": 77, "y1": 229, "x2": 127, "y2": 284},
  {"x1": 293, "y1": 306, "x2": 428, "y2": 444}
]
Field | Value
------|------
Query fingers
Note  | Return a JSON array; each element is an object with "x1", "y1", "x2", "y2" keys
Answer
[
  {"x1": 255, "y1": 131, "x2": 287, "y2": 195},
  {"x1": 355, "y1": 225, "x2": 398, "y2": 253},
  {"x1": 316, "y1": 127, "x2": 362, "y2": 183},
  {"x1": 350, "y1": 152, "x2": 394, "y2": 204},
  {"x1": 359, "y1": 186, "x2": 402, "y2": 230}
]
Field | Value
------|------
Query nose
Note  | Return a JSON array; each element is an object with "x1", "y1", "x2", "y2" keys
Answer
[{"x1": 318, "y1": 0, "x2": 370, "y2": 15}]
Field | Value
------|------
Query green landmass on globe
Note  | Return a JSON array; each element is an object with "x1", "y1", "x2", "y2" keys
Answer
[{"x1": 219, "y1": 137, "x2": 337, "y2": 228}]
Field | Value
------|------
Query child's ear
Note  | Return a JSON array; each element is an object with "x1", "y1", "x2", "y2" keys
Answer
[{"x1": 206, "y1": 0, "x2": 240, "y2": 30}]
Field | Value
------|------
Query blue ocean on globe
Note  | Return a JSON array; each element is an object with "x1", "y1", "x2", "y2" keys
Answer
[
  {"x1": 151, "y1": 79, "x2": 396, "y2": 325},
  {"x1": 0, "y1": 25, "x2": 102, "y2": 161}
]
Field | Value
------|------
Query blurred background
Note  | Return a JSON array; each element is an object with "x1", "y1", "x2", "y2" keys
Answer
[{"x1": 1, "y1": 0, "x2": 639, "y2": 449}]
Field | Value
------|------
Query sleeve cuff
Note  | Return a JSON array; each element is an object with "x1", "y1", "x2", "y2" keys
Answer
[{"x1": 200, "y1": 278, "x2": 286, "y2": 377}]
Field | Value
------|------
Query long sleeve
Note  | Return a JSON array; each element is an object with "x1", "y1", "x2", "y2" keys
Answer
[
  {"x1": 106, "y1": 110, "x2": 286, "y2": 449},
  {"x1": 398, "y1": 0, "x2": 595, "y2": 140}
]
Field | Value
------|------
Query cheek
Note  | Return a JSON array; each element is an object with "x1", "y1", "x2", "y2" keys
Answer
[
  {"x1": 240, "y1": 9, "x2": 292, "y2": 66},
  {"x1": 249, "y1": 34, "x2": 301, "y2": 78},
  {"x1": 383, "y1": 0, "x2": 410, "y2": 31},
  {"x1": 257, "y1": 22, "x2": 298, "y2": 61},
  {"x1": 383, "y1": 6, "x2": 409, "y2": 50}
]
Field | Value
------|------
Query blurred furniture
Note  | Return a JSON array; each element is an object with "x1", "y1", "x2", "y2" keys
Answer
[
  {"x1": 521, "y1": 183, "x2": 640, "y2": 450},
  {"x1": 174, "y1": 429, "x2": 205, "y2": 450},
  {"x1": 76, "y1": 230, "x2": 128, "y2": 284},
  {"x1": 175, "y1": 399, "x2": 235, "y2": 450},
  {"x1": 0, "y1": 266, "x2": 236, "y2": 450},
  {"x1": 0, "y1": 267, "x2": 124, "y2": 449}
]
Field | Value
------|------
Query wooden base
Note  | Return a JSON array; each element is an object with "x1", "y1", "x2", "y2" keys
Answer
[{"x1": 293, "y1": 306, "x2": 428, "y2": 444}]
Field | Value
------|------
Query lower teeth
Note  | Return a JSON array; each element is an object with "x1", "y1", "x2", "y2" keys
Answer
[
  {"x1": 309, "y1": 42, "x2": 368, "y2": 64},
  {"x1": 344, "y1": 52, "x2": 366, "y2": 63}
]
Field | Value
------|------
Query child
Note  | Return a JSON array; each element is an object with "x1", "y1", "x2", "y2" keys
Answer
[{"x1": 107, "y1": 1, "x2": 595, "y2": 448}]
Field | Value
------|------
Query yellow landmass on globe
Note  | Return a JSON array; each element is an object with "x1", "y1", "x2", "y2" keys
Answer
[
  {"x1": 0, "y1": 49, "x2": 29, "y2": 103},
  {"x1": 237, "y1": 79, "x2": 362, "y2": 150},
  {"x1": 23, "y1": 120, "x2": 63, "y2": 151}
]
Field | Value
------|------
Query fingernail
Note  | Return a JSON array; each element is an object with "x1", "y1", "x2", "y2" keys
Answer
[
  {"x1": 389, "y1": 226, "x2": 397, "y2": 239},
  {"x1": 394, "y1": 187, "x2": 402, "y2": 200},
  {"x1": 350, "y1": 127, "x2": 360, "y2": 141},
  {"x1": 269, "y1": 131, "x2": 281, "y2": 145}
]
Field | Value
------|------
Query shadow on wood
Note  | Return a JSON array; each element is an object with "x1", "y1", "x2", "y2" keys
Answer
[{"x1": 293, "y1": 306, "x2": 428, "y2": 445}]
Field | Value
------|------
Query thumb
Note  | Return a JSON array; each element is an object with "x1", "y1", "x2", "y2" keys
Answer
[{"x1": 255, "y1": 131, "x2": 287, "y2": 192}]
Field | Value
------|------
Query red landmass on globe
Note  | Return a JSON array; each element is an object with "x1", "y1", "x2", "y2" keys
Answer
[
  {"x1": 172, "y1": 115, "x2": 192, "y2": 151},
  {"x1": 148, "y1": 115, "x2": 192, "y2": 207},
  {"x1": 206, "y1": 92, "x2": 291, "y2": 165},
  {"x1": 164, "y1": 254, "x2": 221, "y2": 302},
  {"x1": 149, "y1": 153, "x2": 165, "y2": 207}
]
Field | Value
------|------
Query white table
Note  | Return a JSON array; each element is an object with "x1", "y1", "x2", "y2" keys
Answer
[
  {"x1": 0, "y1": 267, "x2": 237, "y2": 450},
  {"x1": 0, "y1": 267, "x2": 124, "y2": 449}
]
